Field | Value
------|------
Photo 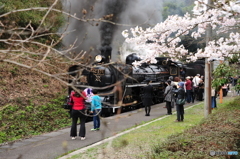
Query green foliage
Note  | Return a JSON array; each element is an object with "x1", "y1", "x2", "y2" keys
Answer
[
  {"x1": 162, "y1": 1, "x2": 195, "y2": 20},
  {"x1": 0, "y1": 96, "x2": 70, "y2": 144},
  {"x1": 0, "y1": 0, "x2": 63, "y2": 30},
  {"x1": 212, "y1": 78, "x2": 228, "y2": 91},
  {"x1": 228, "y1": 53, "x2": 240, "y2": 64},
  {"x1": 213, "y1": 63, "x2": 232, "y2": 77},
  {"x1": 0, "y1": 132, "x2": 7, "y2": 143},
  {"x1": 0, "y1": 0, "x2": 64, "y2": 47},
  {"x1": 212, "y1": 63, "x2": 233, "y2": 90},
  {"x1": 235, "y1": 79, "x2": 240, "y2": 91}
]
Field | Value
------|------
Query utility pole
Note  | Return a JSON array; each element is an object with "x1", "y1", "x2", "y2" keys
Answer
[{"x1": 204, "y1": 0, "x2": 213, "y2": 118}]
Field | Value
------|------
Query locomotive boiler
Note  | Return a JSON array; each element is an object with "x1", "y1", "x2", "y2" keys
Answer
[{"x1": 68, "y1": 48, "x2": 183, "y2": 116}]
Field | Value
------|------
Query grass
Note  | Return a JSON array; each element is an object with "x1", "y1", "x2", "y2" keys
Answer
[
  {"x1": 62, "y1": 97, "x2": 240, "y2": 159},
  {"x1": 150, "y1": 97, "x2": 240, "y2": 159}
]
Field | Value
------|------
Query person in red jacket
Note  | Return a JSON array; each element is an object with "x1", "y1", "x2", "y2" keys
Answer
[{"x1": 70, "y1": 90, "x2": 87, "y2": 140}]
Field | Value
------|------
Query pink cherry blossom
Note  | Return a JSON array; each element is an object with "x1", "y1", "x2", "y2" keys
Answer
[{"x1": 122, "y1": 0, "x2": 240, "y2": 64}]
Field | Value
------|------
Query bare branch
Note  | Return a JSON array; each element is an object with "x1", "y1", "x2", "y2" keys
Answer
[{"x1": 36, "y1": 0, "x2": 59, "y2": 33}]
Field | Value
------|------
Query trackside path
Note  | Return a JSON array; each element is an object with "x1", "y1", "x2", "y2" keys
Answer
[
  {"x1": 0, "y1": 102, "x2": 201, "y2": 159},
  {"x1": 59, "y1": 103, "x2": 201, "y2": 159}
]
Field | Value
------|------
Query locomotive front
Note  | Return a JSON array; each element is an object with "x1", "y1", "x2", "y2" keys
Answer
[{"x1": 84, "y1": 65, "x2": 115, "y2": 91}]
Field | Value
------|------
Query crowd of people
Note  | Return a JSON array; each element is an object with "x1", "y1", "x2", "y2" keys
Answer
[
  {"x1": 160, "y1": 74, "x2": 206, "y2": 122},
  {"x1": 66, "y1": 74, "x2": 240, "y2": 140},
  {"x1": 161, "y1": 74, "x2": 240, "y2": 122}
]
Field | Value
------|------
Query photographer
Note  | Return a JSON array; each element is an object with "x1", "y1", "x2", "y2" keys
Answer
[{"x1": 173, "y1": 82, "x2": 186, "y2": 122}]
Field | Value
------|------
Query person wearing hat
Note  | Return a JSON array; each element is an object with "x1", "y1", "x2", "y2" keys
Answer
[
  {"x1": 174, "y1": 82, "x2": 186, "y2": 122},
  {"x1": 185, "y1": 76, "x2": 192, "y2": 104},
  {"x1": 168, "y1": 76, "x2": 173, "y2": 81},
  {"x1": 142, "y1": 79, "x2": 154, "y2": 116}
]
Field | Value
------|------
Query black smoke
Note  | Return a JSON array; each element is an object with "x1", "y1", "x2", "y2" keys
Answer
[
  {"x1": 61, "y1": 0, "x2": 164, "y2": 61},
  {"x1": 100, "y1": 1, "x2": 128, "y2": 47}
]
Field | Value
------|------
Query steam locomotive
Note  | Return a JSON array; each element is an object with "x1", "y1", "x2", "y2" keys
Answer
[{"x1": 68, "y1": 47, "x2": 204, "y2": 116}]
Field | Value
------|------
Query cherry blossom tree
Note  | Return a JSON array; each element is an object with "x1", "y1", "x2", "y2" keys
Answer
[{"x1": 122, "y1": 0, "x2": 240, "y2": 66}]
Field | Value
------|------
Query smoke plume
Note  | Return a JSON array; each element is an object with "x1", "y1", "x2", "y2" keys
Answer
[{"x1": 61, "y1": 0, "x2": 164, "y2": 61}]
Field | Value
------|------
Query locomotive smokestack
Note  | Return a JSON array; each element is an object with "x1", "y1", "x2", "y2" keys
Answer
[
  {"x1": 99, "y1": 1, "x2": 128, "y2": 61},
  {"x1": 100, "y1": 45, "x2": 112, "y2": 63}
]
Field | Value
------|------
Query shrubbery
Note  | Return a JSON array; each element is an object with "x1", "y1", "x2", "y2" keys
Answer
[
  {"x1": 0, "y1": 96, "x2": 70, "y2": 144},
  {"x1": 0, "y1": 0, "x2": 64, "y2": 47},
  {"x1": 0, "y1": 0, "x2": 63, "y2": 31}
]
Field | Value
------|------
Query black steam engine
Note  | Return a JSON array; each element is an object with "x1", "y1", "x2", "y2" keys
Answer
[
  {"x1": 68, "y1": 47, "x2": 204, "y2": 116},
  {"x1": 68, "y1": 46, "x2": 186, "y2": 116}
]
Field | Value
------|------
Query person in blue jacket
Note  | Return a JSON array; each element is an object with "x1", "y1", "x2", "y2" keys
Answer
[{"x1": 90, "y1": 89, "x2": 102, "y2": 131}]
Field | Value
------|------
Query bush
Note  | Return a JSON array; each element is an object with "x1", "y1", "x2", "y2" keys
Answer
[
  {"x1": 0, "y1": 0, "x2": 64, "y2": 46},
  {"x1": 0, "y1": 96, "x2": 71, "y2": 144},
  {"x1": 0, "y1": 0, "x2": 63, "y2": 31}
]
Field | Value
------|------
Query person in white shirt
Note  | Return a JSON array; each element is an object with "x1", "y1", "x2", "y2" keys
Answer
[
  {"x1": 192, "y1": 74, "x2": 201, "y2": 100},
  {"x1": 193, "y1": 74, "x2": 201, "y2": 87}
]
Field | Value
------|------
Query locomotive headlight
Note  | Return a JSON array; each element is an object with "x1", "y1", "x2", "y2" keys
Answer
[
  {"x1": 177, "y1": 63, "x2": 183, "y2": 67},
  {"x1": 95, "y1": 55, "x2": 103, "y2": 62}
]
